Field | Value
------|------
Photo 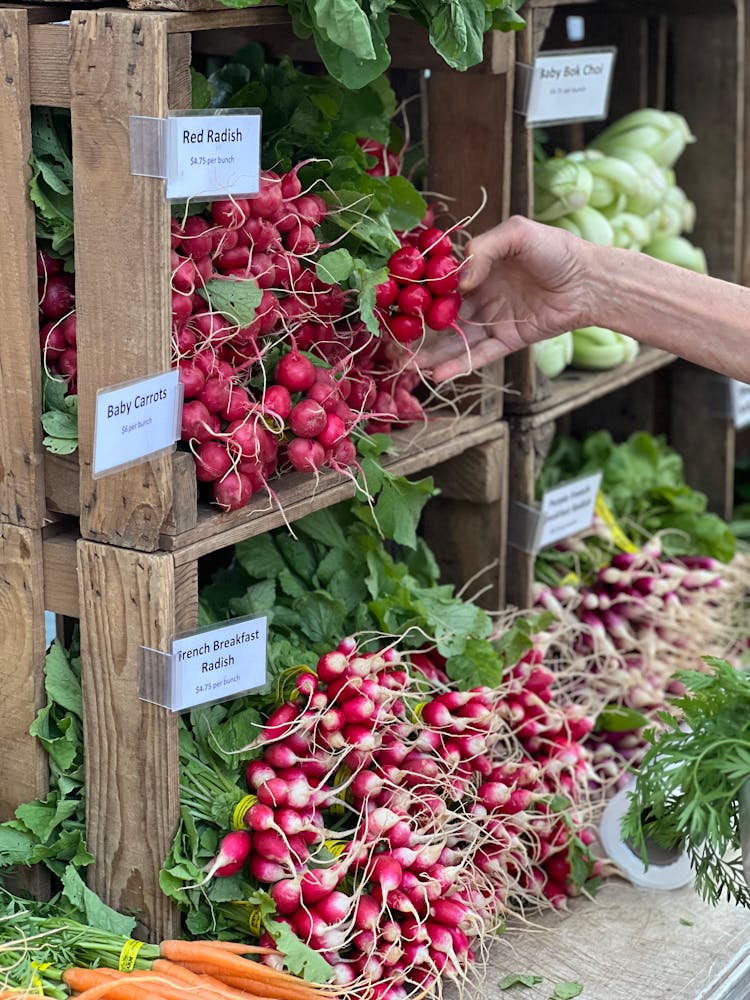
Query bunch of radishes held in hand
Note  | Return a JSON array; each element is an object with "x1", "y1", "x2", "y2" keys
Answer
[{"x1": 38, "y1": 139, "x2": 469, "y2": 512}]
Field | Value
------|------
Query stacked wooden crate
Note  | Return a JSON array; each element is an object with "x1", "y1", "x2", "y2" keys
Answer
[{"x1": 0, "y1": 4, "x2": 514, "y2": 937}]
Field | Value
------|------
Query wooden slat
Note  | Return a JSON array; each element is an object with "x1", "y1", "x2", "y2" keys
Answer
[
  {"x1": 168, "y1": 31, "x2": 192, "y2": 107},
  {"x1": 28, "y1": 23, "x2": 69, "y2": 108},
  {"x1": 169, "y1": 415, "x2": 505, "y2": 562},
  {"x1": 44, "y1": 451, "x2": 80, "y2": 516},
  {"x1": 77, "y1": 540, "x2": 183, "y2": 940},
  {"x1": 0, "y1": 9, "x2": 45, "y2": 526},
  {"x1": 517, "y1": 347, "x2": 675, "y2": 426},
  {"x1": 421, "y1": 429, "x2": 509, "y2": 612},
  {"x1": 43, "y1": 531, "x2": 79, "y2": 617},
  {"x1": 670, "y1": 5, "x2": 744, "y2": 283},
  {"x1": 71, "y1": 12, "x2": 175, "y2": 550},
  {"x1": 668, "y1": 363, "x2": 736, "y2": 521},
  {"x1": 0, "y1": 525, "x2": 47, "y2": 819}
]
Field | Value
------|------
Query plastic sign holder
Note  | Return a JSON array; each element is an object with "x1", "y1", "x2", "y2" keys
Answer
[
  {"x1": 515, "y1": 47, "x2": 617, "y2": 128},
  {"x1": 509, "y1": 472, "x2": 602, "y2": 554},
  {"x1": 92, "y1": 369, "x2": 182, "y2": 479},
  {"x1": 139, "y1": 614, "x2": 268, "y2": 713},
  {"x1": 130, "y1": 108, "x2": 262, "y2": 202}
]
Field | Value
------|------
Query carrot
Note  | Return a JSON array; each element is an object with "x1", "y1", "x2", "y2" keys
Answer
[
  {"x1": 109, "y1": 969, "x2": 235, "y2": 1000},
  {"x1": 187, "y1": 941, "x2": 280, "y2": 957},
  {"x1": 151, "y1": 960, "x2": 254, "y2": 1000},
  {"x1": 159, "y1": 941, "x2": 329, "y2": 991},
  {"x1": 169, "y1": 963, "x2": 334, "y2": 1000},
  {"x1": 62, "y1": 967, "x2": 163, "y2": 1000}
]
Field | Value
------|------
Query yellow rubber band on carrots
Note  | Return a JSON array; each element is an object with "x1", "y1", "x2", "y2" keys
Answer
[
  {"x1": 232, "y1": 793, "x2": 257, "y2": 831},
  {"x1": 118, "y1": 938, "x2": 144, "y2": 972},
  {"x1": 595, "y1": 491, "x2": 639, "y2": 554},
  {"x1": 560, "y1": 571, "x2": 581, "y2": 586},
  {"x1": 30, "y1": 963, "x2": 51, "y2": 996}
]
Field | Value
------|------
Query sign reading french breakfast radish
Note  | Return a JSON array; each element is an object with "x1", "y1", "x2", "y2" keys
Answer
[
  {"x1": 93, "y1": 369, "x2": 182, "y2": 478},
  {"x1": 171, "y1": 615, "x2": 268, "y2": 711},
  {"x1": 525, "y1": 48, "x2": 617, "y2": 127},
  {"x1": 167, "y1": 111, "x2": 262, "y2": 201},
  {"x1": 538, "y1": 472, "x2": 602, "y2": 549}
]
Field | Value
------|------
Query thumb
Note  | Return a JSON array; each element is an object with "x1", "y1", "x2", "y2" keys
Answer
[{"x1": 458, "y1": 225, "x2": 512, "y2": 293}]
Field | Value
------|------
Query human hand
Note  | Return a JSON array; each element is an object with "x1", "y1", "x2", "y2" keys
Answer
[{"x1": 416, "y1": 216, "x2": 595, "y2": 381}]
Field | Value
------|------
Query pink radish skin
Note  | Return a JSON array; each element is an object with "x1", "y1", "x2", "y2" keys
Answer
[
  {"x1": 212, "y1": 471, "x2": 253, "y2": 511},
  {"x1": 275, "y1": 348, "x2": 316, "y2": 393},
  {"x1": 388, "y1": 246, "x2": 425, "y2": 282},
  {"x1": 194, "y1": 441, "x2": 233, "y2": 483},
  {"x1": 287, "y1": 438, "x2": 325, "y2": 473},
  {"x1": 39, "y1": 276, "x2": 75, "y2": 321},
  {"x1": 289, "y1": 399, "x2": 327, "y2": 439},
  {"x1": 181, "y1": 400, "x2": 219, "y2": 443},
  {"x1": 426, "y1": 293, "x2": 461, "y2": 332},
  {"x1": 207, "y1": 830, "x2": 252, "y2": 878}
]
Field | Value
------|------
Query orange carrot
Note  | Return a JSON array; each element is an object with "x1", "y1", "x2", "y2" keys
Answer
[
  {"x1": 62, "y1": 967, "x2": 163, "y2": 1000},
  {"x1": 159, "y1": 941, "x2": 329, "y2": 991},
  {"x1": 189, "y1": 941, "x2": 279, "y2": 957},
  {"x1": 151, "y1": 959, "x2": 256, "y2": 1000},
  {"x1": 168, "y1": 962, "x2": 334, "y2": 1000}
]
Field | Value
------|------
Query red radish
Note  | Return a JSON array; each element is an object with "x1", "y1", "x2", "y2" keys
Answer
[
  {"x1": 227, "y1": 420, "x2": 278, "y2": 464},
  {"x1": 59, "y1": 348, "x2": 77, "y2": 379},
  {"x1": 281, "y1": 170, "x2": 303, "y2": 200},
  {"x1": 181, "y1": 400, "x2": 219, "y2": 443},
  {"x1": 424, "y1": 254, "x2": 461, "y2": 295},
  {"x1": 418, "y1": 227, "x2": 453, "y2": 257},
  {"x1": 212, "y1": 198, "x2": 251, "y2": 229},
  {"x1": 194, "y1": 441, "x2": 233, "y2": 482},
  {"x1": 180, "y1": 215, "x2": 213, "y2": 258},
  {"x1": 219, "y1": 385, "x2": 253, "y2": 422},
  {"x1": 284, "y1": 223, "x2": 318, "y2": 256},
  {"x1": 396, "y1": 284, "x2": 432, "y2": 317},
  {"x1": 263, "y1": 384, "x2": 293, "y2": 420},
  {"x1": 37, "y1": 249, "x2": 64, "y2": 277},
  {"x1": 205, "y1": 830, "x2": 252, "y2": 878},
  {"x1": 293, "y1": 195, "x2": 326, "y2": 227},
  {"x1": 172, "y1": 291, "x2": 193, "y2": 325},
  {"x1": 39, "y1": 276, "x2": 75, "y2": 321},
  {"x1": 388, "y1": 246, "x2": 425, "y2": 283},
  {"x1": 287, "y1": 437, "x2": 325, "y2": 473},
  {"x1": 248, "y1": 178, "x2": 283, "y2": 219},
  {"x1": 426, "y1": 292, "x2": 461, "y2": 331},
  {"x1": 289, "y1": 399, "x2": 327, "y2": 439},
  {"x1": 317, "y1": 413, "x2": 346, "y2": 449},
  {"x1": 61, "y1": 313, "x2": 77, "y2": 347},
  {"x1": 178, "y1": 362, "x2": 205, "y2": 399},
  {"x1": 375, "y1": 277, "x2": 399, "y2": 308},
  {"x1": 40, "y1": 322, "x2": 67, "y2": 363},
  {"x1": 212, "y1": 470, "x2": 254, "y2": 511},
  {"x1": 215, "y1": 244, "x2": 251, "y2": 272},
  {"x1": 387, "y1": 313, "x2": 422, "y2": 344},
  {"x1": 274, "y1": 347, "x2": 316, "y2": 393}
]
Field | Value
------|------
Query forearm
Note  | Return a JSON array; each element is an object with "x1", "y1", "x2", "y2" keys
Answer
[{"x1": 582, "y1": 243, "x2": 750, "y2": 382}]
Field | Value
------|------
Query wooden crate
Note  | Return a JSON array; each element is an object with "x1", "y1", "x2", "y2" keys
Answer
[
  {"x1": 28, "y1": 426, "x2": 508, "y2": 938},
  {"x1": 504, "y1": 0, "x2": 744, "y2": 413},
  {"x1": 3, "y1": 6, "x2": 513, "y2": 548},
  {"x1": 506, "y1": 350, "x2": 673, "y2": 607}
]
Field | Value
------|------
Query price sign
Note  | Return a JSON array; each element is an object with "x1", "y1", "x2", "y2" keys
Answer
[
  {"x1": 538, "y1": 472, "x2": 602, "y2": 549},
  {"x1": 167, "y1": 111, "x2": 262, "y2": 201},
  {"x1": 525, "y1": 48, "x2": 617, "y2": 127},
  {"x1": 93, "y1": 370, "x2": 182, "y2": 478}
]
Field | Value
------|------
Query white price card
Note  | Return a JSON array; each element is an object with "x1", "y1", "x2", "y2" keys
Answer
[
  {"x1": 730, "y1": 379, "x2": 750, "y2": 429},
  {"x1": 130, "y1": 109, "x2": 262, "y2": 202},
  {"x1": 538, "y1": 472, "x2": 602, "y2": 549},
  {"x1": 93, "y1": 369, "x2": 182, "y2": 478},
  {"x1": 167, "y1": 111, "x2": 261, "y2": 201},
  {"x1": 172, "y1": 616, "x2": 267, "y2": 712},
  {"x1": 525, "y1": 48, "x2": 617, "y2": 127}
]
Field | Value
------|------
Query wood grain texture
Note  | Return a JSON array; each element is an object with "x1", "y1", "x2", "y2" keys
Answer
[
  {"x1": 43, "y1": 531, "x2": 80, "y2": 618},
  {"x1": 670, "y1": 5, "x2": 744, "y2": 283},
  {"x1": 428, "y1": 427, "x2": 508, "y2": 504},
  {"x1": 29, "y1": 23, "x2": 70, "y2": 107},
  {"x1": 0, "y1": 10, "x2": 45, "y2": 526},
  {"x1": 167, "y1": 31, "x2": 192, "y2": 107},
  {"x1": 77, "y1": 540, "x2": 182, "y2": 939},
  {"x1": 668, "y1": 363, "x2": 735, "y2": 521},
  {"x1": 482, "y1": 879, "x2": 750, "y2": 1000},
  {"x1": 421, "y1": 430, "x2": 508, "y2": 610},
  {"x1": 44, "y1": 451, "x2": 80, "y2": 516},
  {"x1": 71, "y1": 12, "x2": 174, "y2": 550},
  {"x1": 0, "y1": 525, "x2": 47, "y2": 819}
]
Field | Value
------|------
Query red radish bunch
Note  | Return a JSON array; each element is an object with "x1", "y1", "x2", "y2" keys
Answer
[
  {"x1": 356, "y1": 137, "x2": 401, "y2": 178},
  {"x1": 38, "y1": 249, "x2": 77, "y2": 394},
  {"x1": 375, "y1": 222, "x2": 465, "y2": 344},
  {"x1": 191, "y1": 638, "x2": 598, "y2": 998}
]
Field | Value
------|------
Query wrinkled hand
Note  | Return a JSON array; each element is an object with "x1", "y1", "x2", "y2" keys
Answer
[{"x1": 417, "y1": 216, "x2": 594, "y2": 381}]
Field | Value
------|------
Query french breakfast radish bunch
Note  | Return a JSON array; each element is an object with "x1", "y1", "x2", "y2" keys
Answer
[
  {"x1": 181, "y1": 638, "x2": 599, "y2": 999},
  {"x1": 534, "y1": 541, "x2": 750, "y2": 784}
]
